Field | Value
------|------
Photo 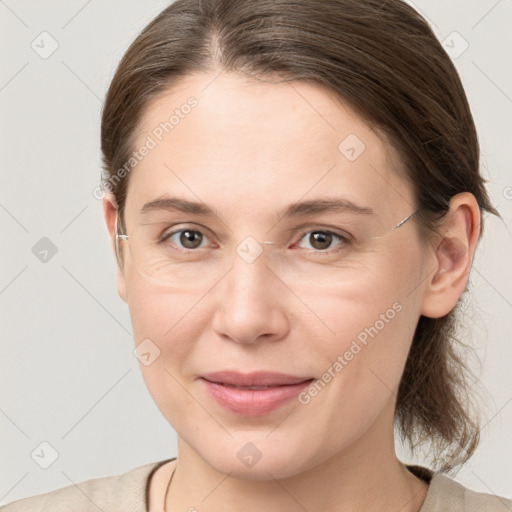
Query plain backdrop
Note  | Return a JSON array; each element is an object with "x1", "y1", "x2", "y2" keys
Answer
[{"x1": 1, "y1": 0, "x2": 511, "y2": 506}]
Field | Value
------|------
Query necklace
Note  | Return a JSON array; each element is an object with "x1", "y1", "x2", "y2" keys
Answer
[{"x1": 163, "y1": 465, "x2": 176, "y2": 512}]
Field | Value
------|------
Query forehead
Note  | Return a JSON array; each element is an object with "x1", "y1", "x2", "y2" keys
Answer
[{"x1": 126, "y1": 71, "x2": 413, "y2": 221}]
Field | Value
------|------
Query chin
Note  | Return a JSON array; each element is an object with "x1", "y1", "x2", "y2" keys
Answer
[{"x1": 184, "y1": 431, "x2": 324, "y2": 481}]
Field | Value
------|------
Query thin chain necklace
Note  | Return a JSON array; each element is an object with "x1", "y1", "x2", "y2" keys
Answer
[{"x1": 163, "y1": 466, "x2": 176, "y2": 512}]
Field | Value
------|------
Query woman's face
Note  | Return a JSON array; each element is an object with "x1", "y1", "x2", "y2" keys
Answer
[{"x1": 110, "y1": 71, "x2": 435, "y2": 478}]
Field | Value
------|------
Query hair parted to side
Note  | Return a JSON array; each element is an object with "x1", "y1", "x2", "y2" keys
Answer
[{"x1": 100, "y1": 0, "x2": 499, "y2": 472}]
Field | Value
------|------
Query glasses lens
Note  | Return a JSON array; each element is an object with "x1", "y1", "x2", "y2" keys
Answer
[{"x1": 118, "y1": 213, "x2": 415, "y2": 290}]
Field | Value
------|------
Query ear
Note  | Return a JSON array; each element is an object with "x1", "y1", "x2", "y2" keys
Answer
[
  {"x1": 102, "y1": 193, "x2": 127, "y2": 303},
  {"x1": 420, "y1": 192, "x2": 481, "y2": 318}
]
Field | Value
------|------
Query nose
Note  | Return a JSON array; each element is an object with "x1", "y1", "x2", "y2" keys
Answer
[{"x1": 211, "y1": 239, "x2": 290, "y2": 345}]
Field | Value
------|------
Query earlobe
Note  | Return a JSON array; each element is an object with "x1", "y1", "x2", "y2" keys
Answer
[
  {"x1": 420, "y1": 192, "x2": 480, "y2": 318},
  {"x1": 102, "y1": 194, "x2": 128, "y2": 303}
]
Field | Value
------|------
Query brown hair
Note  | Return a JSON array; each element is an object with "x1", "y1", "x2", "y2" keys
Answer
[{"x1": 100, "y1": 0, "x2": 498, "y2": 472}]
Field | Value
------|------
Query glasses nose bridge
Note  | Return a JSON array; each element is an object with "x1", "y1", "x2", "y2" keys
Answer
[{"x1": 232, "y1": 234, "x2": 279, "y2": 267}]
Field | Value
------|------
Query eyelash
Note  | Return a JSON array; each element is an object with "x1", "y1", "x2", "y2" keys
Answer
[{"x1": 159, "y1": 225, "x2": 351, "y2": 254}]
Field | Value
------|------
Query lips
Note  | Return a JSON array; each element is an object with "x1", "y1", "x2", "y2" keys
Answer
[
  {"x1": 200, "y1": 371, "x2": 314, "y2": 416},
  {"x1": 201, "y1": 371, "x2": 312, "y2": 387}
]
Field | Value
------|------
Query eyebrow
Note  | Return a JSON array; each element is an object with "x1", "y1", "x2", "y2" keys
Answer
[{"x1": 140, "y1": 195, "x2": 375, "y2": 221}]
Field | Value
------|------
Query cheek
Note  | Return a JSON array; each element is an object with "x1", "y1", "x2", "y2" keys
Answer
[
  {"x1": 306, "y1": 248, "x2": 420, "y2": 347},
  {"x1": 125, "y1": 266, "x2": 201, "y2": 346},
  {"x1": 302, "y1": 243, "x2": 424, "y2": 408},
  {"x1": 124, "y1": 274, "x2": 205, "y2": 408},
  {"x1": 307, "y1": 291, "x2": 413, "y2": 406}
]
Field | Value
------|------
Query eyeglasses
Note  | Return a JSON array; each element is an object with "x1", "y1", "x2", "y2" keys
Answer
[{"x1": 115, "y1": 208, "x2": 420, "y2": 289}]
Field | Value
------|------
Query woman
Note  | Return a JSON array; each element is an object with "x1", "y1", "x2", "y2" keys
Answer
[{"x1": 3, "y1": 0, "x2": 510, "y2": 511}]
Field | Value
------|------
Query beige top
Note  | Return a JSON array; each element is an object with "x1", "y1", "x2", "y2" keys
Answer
[{"x1": 1, "y1": 458, "x2": 510, "y2": 511}]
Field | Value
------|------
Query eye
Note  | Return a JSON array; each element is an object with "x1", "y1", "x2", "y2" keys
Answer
[
  {"x1": 161, "y1": 228, "x2": 212, "y2": 250},
  {"x1": 159, "y1": 226, "x2": 351, "y2": 253},
  {"x1": 295, "y1": 229, "x2": 349, "y2": 252}
]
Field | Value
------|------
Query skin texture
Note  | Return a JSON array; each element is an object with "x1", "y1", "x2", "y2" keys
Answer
[{"x1": 103, "y1": 70, "x2": 481, "y2": 512}]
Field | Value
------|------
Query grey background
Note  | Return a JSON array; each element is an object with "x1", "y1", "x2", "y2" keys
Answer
[{"x1": 1, "y1": 0, "x2": 511, "y2": 505}]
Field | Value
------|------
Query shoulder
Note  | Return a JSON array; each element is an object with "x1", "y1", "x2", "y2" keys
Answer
[
  {"x1": 0, "y1": 459, "x2": 171, "y2": 512},
  {"x1": 420, "y1": 471, "x2": 512, "y2": 512}
]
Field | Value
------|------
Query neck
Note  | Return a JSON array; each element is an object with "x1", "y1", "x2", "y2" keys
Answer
[{"x1": 164, "y1": 409, "x2": 428, "y2": 512}]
